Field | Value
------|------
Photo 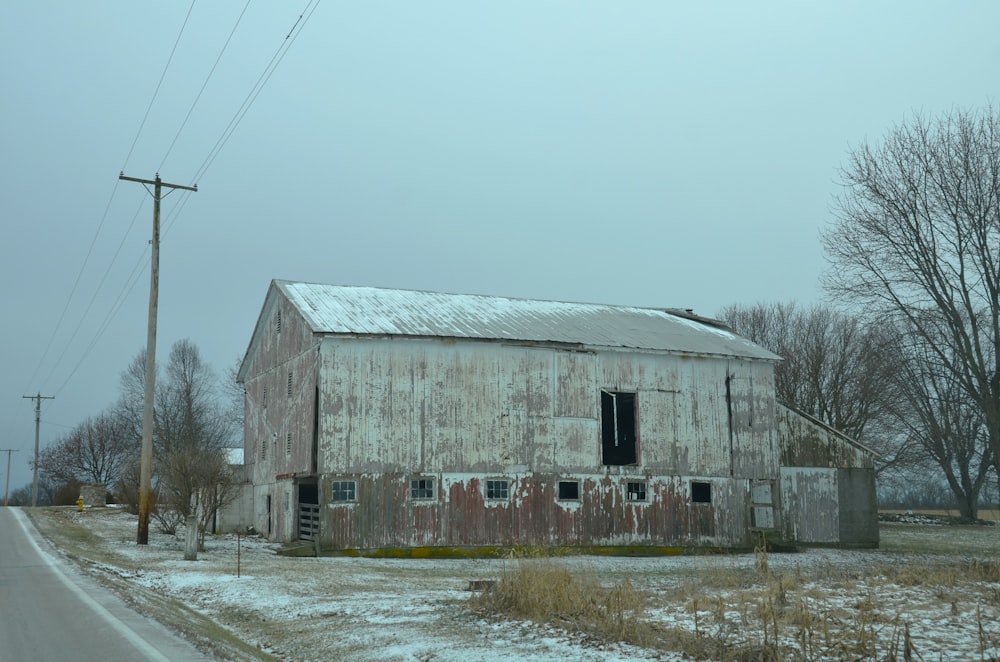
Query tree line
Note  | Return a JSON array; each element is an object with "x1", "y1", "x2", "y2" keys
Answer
[{"x1": 14, "y1": 339, "x2": 243, "y2": 553}]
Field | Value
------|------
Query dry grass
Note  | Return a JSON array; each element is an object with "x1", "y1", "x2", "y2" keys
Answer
[
  {"x1": 471, "y1": 541, "x2": 1000, "y2": 660},
  {"x1": 470, "y1": 556, "x2": 651, "y2": 647}
]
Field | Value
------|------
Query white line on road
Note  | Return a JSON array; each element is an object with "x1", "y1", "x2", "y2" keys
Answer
[{"x1": 10, "y1": 508, "x2": 174, "y2": 662}]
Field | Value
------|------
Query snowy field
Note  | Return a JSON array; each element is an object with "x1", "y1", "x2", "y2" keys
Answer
[{"x1": 27, "y1": 507, "x2": 1000, "y2": 661}]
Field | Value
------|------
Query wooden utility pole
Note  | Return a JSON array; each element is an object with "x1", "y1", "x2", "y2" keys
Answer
[
  {"x1": 1, "y1": 449, "x2": 18, "y2": 506},
  {"x1": 118, "y1": 172, "x2": 197, "y2": 544},
  {"x1": 22, "y1": 393, "x2": 54, "y2": 507}
]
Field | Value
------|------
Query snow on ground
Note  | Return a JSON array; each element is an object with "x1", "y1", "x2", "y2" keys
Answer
[{"x1": 41, "y1": 507, "x2": 1000, "y2": 661}]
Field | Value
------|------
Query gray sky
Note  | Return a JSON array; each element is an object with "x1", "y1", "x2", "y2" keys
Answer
[{"x1": 1, "y1": 2, "x2": 997, "y2": 494}]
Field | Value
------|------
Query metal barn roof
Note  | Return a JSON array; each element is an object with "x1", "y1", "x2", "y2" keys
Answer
[{"x1": 273, "y1": 280, "x2": 780, "y2": 361}]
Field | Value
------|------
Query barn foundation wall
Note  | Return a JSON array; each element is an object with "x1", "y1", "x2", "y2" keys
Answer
[{"x1": 287, "y1": 472, "x2": 781, "y2": 551}]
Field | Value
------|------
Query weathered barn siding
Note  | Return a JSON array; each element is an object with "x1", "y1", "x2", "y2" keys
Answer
[
  {"x1": 317, "y1": 337, "x2": 778, "y2": 479},
  {"x1": 320, "y1": 473, "x2": 754, "y2": 549},
  {"x1": 243, "y1": 295, "x2": 321, "y2": 487},
  {"x1": 780, "y1": 467, "x2": 878, "y2": 548},
  {"x1": 780, "y1": 467, "x2": 840, "y2": 544},
  {"x1": 777, "y1": 405, "x2": 874, "y2": 468}
]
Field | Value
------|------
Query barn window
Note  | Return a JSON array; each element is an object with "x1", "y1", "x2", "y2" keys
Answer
[
  {"x1": 411, "y1": 478, "x2": 435, "y2": 500},
  {"x1": 330, "y1": 480, "x2": 356, "y2": 502},
  {"x1": 486, "y1": 479, "x2": 509, "y2": 500},
  {"x1": 601, "y1": 391, "x2": 638, "y2": 465},
  {"x1": 275, "y1": 309, "x2": 281, "y2": 334},
  {"x1": 262, "y1": 386, "x2": 268, "y2": 409},
  {"x1": 260, "y1": 437, "x2": 267, "y2": 461},
  {"x1": 691, "y1": 481, "x2": 712, "y2": 504},
  {"x1": 557, "y1": 480, "x2": 579, "y2": 500},
  {"x1": 287, "y1": 371, "x2": 293, "y2": 397},
  {"x1": 627, "y1": 481, "x2": 647, "y2": 502},
  {"x1": 286, "y1": 433, "x2": 292, "y2": 455}
]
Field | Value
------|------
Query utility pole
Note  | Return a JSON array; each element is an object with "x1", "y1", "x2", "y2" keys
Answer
[
  {"x1": 119, "y1": 172, "x2": 197, "y2": 544},
  {"x1": 22, "y1": 393, "x2": 54, "y2": 507},
  {"x1": 1, "y1": 449, "x2": 18, "y2": 506}
]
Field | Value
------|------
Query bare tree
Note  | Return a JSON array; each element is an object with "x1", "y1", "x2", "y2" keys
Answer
[
  {"x1": 37, "y1": 409, "x2": 136, "y2": 489},
  {"x1": 114, "y1": 341, "x2": 238, "y2": 558},
  {"x1": 222, "y1": 356, "x2": 246, "y2": 449},
  {"x1": 156, "y1": 339, "x2": 238, "y2": 560},
  {"x1": 114, "y1": 349, "x2": 147, "y2": 449},
  {"x1": 895, "y1": 340, "x2": 994, "y2": 520},
  {"x1": 823, "y1": 106, "x2": 1000, "y2": 480},
  {"x1": 719, "y1": 301, "x2": 914, "y2": 474}
]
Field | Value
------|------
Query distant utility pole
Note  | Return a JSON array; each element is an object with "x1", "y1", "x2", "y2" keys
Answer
[
  {"x1": 1, "y1": 449, "x2": 18, "y2": 506},
  {"x1": 118, "y1": 172, "x2": 197, "y2": 545},
  {"x1": 22, "y1": 393, "x2": 54, "y2": 507}
]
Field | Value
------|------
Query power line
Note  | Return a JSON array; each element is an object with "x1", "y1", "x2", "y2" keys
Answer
[
  {"x1": 25, "y1": 2, "x2": 198, "y2": 397},
  {"x1": 50, "y1": 186, "x2": 197, "y2": 399},
  {"x1": 190, "y1": 0, "x2": 321, "y2": 184},
  {"x1": 31, "y1": 2, "x2": 320, "y2": 406},
  {"x1": 40, "y1": 194, "x2": 148, "y2": 393},
  {"x1": 159, "y1": 0, "x2": 252, "y2": 173},
  {"x1": 121, "y1": 0, "x2": 198, "y2": 174}
]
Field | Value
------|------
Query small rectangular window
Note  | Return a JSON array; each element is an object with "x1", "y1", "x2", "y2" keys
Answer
[
  {"x1": 692, "y1": 481, "x2": 712, "y2": 504},
  {"x1": 286, "y1": 433, "x2": 292, "y2": 455},
  {"x1": 410, "y1": 478, "x2": 435, "y2": 500},
  {"x1": 557, "y1": 480, "x2": 579, "y2": 500},
  {"x1": 260, "y1": 437, "x2": 267, "y2": 461},
  {"x1": 626, "y1": 481, "x2": 647, "y2": 502},
  {"x1": 287, "y1": 371, "x2": 293, "y2": 397},
  {"x1": 275, "y1": 309, "x2": 282, "y2": 334},
  {"x1": 330, "y1": 480, "x2": 356, "y2": 502},
  {"x1": 486, "y1": 479, "x2": 509, "y2": 500},
  {"x1": 262, "y1": 386, "x2": 268, "y2": 409}
]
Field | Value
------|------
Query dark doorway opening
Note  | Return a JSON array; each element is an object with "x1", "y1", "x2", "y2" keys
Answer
[
  {"x1": 266, "y1": 495, "x2": 272, "y2": 537},
  {"x1": 297, "y1": 481, "x2": 320, "y2": 542},
  {"x1": 299, "y1": 482, "x2": 319, "y2": 505},
  {"x1": 601, "y1": 390, "x2": 638, "y2": 465}
]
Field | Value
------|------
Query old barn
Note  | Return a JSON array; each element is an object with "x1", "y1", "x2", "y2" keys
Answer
[{"x1": 236, "y1": 280, "x2": 877, "y2": 552}]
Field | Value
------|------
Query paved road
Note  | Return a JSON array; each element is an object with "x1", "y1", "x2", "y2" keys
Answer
[{"x1": 0, "y1": 507, "x2": 217, "y2": 661}]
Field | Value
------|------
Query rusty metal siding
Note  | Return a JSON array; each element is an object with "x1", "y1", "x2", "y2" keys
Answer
[{"x1": 318, "y1": 472, "x2": 754, "y2": 549}]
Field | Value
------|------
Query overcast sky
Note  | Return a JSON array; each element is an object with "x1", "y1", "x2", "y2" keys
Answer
[{"x1": 1, "y1": 2, "x2": 997, "y2": 494}]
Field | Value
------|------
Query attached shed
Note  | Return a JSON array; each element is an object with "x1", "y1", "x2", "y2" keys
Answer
[
  {"x1": 777, "y1": 405, "x2": 879, "y2": 548},
  {"x1": 237, "y1": 280, "x2": 877, "y2": 552}
]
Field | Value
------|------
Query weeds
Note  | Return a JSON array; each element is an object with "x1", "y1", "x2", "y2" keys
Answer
[
  {"x1": 470, "y1": 556, "x2": 651, "y2": 647},
  {"x1": 469, "y1": 544, "x2": 1000, "y2": 660}
]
